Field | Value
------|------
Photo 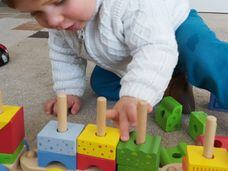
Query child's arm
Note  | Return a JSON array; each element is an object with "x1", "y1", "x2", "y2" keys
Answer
[
  {"x1": 46, "y1": 29, "x2": 87, "y2": 115},
  {"x1": 108, "y1": 0, "x2": 180, "y2": 140}
]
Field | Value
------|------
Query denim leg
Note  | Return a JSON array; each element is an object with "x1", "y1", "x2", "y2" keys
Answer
[
  {"x1": 90, "y1": 66, "x2": 120, "y2": 101},
  {"x1": 175, "y1": 9, "x2": 228, "y2": 108}
]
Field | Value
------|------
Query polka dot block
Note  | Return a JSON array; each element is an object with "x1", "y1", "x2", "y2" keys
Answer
[
  {"x1": 183, "y1": 145, "x2": 228, "y2": 170},
  {"x1": 117, "y1": 131, "x2": 161, "y2": 171},
  {"x1": 37, "y1": 120, "x2": 84, "y2": 156},
  {"x1": 77, "y1": 124, "x2": 120, "y2": 160}
]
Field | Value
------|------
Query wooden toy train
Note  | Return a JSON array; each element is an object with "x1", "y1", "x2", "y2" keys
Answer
[{"x1": 0, "y1": 91, "x2": 227, "y2": 171}]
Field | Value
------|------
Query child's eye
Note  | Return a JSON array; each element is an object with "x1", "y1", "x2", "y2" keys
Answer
[{"x1": 55, "y1": 0, "x2": 65, "y2": 5}]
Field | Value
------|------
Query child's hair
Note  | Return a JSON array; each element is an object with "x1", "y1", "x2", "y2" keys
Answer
[{"x1": 2, "y1": 0, "x2": 16, "y2": 8}]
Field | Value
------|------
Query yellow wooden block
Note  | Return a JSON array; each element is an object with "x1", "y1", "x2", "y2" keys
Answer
[
  {"x1": 186, "y1": 145, "x2": 228, "y2": 171},
  {"x1": 77, "y1": 124, "x2": 120, "y2": 160},
  {"x1": 0, "y1": 105, "x2": 21, "y2": 130}
]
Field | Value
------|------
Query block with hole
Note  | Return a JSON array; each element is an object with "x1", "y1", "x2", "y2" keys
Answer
[
  {"x1": 0, "y1": 91, "x2": 25, "y2": 154},
  {"x1": 20, "y1": 150, "x2": 67, "y2": 171},
  {"x1": 159, "y1": 163, "x2": 183, "y2": 171},
  {"x1": 160, "y1": 142, "x2": 187, "y2": 167},
  {"x1": 155, "y1": 96, "x2": 183, "y2": 132},
  {"x1": 37, "y1": 93, "x2": 84, "y2": 170},
  {"x1": 183, "y1": 116, "x2": 228, "y2": 171},
  {"x1": 77, "y1": 153, "x2": 116, "y2": 171},
  {"x1": 187, "y1": 111, "x2": 207, "y2": 140},
  {"x1": 196, "y1": 135, "x2": 228, "y2": 150},
  {"x1": 77, "y1": 97, "x2": 120, "y2": 171},
  {"x1": 117, "y1": 131, "x2": 161, "y2": 171},
  {"x1": 117, "y1": 101, "x2": 161, "y2": 171}
]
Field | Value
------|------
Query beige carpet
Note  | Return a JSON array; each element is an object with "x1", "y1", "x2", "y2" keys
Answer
[{"x1": 0, "y1": 13, "x2": 227, "y2": 149}]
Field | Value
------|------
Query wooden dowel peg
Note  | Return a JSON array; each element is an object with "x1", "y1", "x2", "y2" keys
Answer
[
  {"x1": 136, "y1": 100, "x2": 147, "y2": 144},
  {"x1": 0, "y1": 91, "x2": 3, "y2": 114},
  {"x1": 96, "y1": 97, "x2": 107, "y2": 137},
  {"x1": 57, "y1": 93, "x2": 68, "y2": 133},
  {"x1": 203, "y1": 115, "x2": 217, "y2": 159}
]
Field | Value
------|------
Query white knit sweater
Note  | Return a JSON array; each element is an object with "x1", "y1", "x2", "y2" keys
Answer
[{"x1": 48, "y1": 0, "x2": 190, "y2": 106}]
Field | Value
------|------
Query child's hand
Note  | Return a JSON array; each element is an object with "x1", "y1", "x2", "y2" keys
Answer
[
  {"x1": 44, "y1": 95, "x2": 81, "y2": 115},
  {"x1": 106, "y1": 96, "x2": 152, "y2": 141}
]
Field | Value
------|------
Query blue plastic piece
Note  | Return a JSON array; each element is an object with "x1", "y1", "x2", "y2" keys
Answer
[
  {"x1": 38, "y1": 120, "x2": 84, "y2": 156},
  {"x1": 208, "y1": 94, "x2": 228, "y2": 112},
  {"x1": 38, "y1": 150, "x2": 76, "y2": 170},
  {"x1": 0, "y1": 164, "x2": 8, "y2": 171}
]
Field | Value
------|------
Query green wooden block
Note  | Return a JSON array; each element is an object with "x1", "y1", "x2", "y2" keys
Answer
[
  {"x1": 160, "y1": 142, "x2": 187, "y2": 166},
  {"x1": 117, "y1": 131, "x2": 161, "y2": 171},
  {"x1": 188, "y1": 111, "x2": 207, "y2": 140},
  {"x1": 0, "y1": 141, "x2": 23, "y2": 164},
  {"x1": 155, "y1": 96, "x2": 183, "y2": 132},
  {"x1": 118, "y1": 165, "x2": 152, "y2": 171}
]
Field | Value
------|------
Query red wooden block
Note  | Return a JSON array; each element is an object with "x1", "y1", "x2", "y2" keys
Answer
[
  {"x1": 0, "y1": 107, "x2": 25, "y2": 154},
  {"x1": 77, "y1": 153, "x2": 116, "y2": 171},
  {"x1": 182, "y1": 157, "x2": 187, "y2": 171},
  {"x1": 196, "y1": 135, "x2": 228, "y2": 150}
]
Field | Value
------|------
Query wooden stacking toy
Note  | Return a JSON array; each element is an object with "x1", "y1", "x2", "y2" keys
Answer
[
  {"x1": 0, "y1": 91, "x2": 25, "y2": 167},
  {"x1": 183, "y1": 115, "x2": 228, "y2": 170},
  {"x1": 77, "y1": 97, "x2": 120, "y2": 171},
  {"x1": 37, "y1": 93, "x2": 84, "y2": 170},
  {"x1": 196, "y1": 135, "x2": 228, "y2": 151},
  {"x1": 117, "y1": 100, "x2": 161, "y2": 171}
]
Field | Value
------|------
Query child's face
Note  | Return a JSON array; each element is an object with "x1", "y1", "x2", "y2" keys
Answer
[{"x1": 17, "y1": 0, "x2": 96, "y2": 31}]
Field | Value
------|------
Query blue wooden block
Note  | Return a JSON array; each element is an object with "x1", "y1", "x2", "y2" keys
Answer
[
  {"x1": 38, "y1": 150, "x2": 76, "y2": 170},
  {"x1": 37, "y1": 120, "x2": 84, "y2": 156},
  {"x1": 208, "y1": 94, "x2": 228, "y2": 112},
  {"x1": 0, "y1": 164, "x2": 8, "y2": 171}
]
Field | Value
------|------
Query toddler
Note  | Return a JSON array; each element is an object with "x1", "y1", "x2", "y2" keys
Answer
[{"x1": 3, "y1": 0, "x2": 228, "y2": 141}]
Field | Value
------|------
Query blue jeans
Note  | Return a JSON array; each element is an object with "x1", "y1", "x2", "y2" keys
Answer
[{"x1": 90, "y1": 10, "x2": 228, "y2": 108}]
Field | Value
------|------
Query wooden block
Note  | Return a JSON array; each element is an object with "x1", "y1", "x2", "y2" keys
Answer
[
  {"x1": 4, "y1": 144, "x2": 26, "y2": 171},
  {"x1": 0, "y1": 164, "x2": 8, "y2": 171},
  {"x1": 183, "y1": 145, "x2": 228, "y2": 170},
  {"x1": 117, "y1": 131, "x2": 161, "y2": 171},
  {"x1": 118, "y1": 165, "x2": 152, "y2": 171},
  {"x1": 0, "y1": 106, "x2": 25, "y2": 154},
  {"x1": 188, "y1": 111, "x2": 207, "y2": 140},
  {"x1": 38, "y1": 150, "x2": 76, "y2": 170},
  {"x1": 196, "y1": 135, "x2": 228, "y2": 150},
  {"x1": 37, "y1": 120, "x2": 84, "y2": 156},
  {"x1": 77, "y1": 153, "x2": 116, "y2": 171},
  {"x1": 77, "y1": 124, "x2": 120, "y2": 160},
  {"x1": 20, "y1": 150, "x2": 67, "y2": 171},
  {"x1": 0, "y1": 141, "x2": 24, "y2": 164},
  {"x1": 160, "y1": 142, "x2": 187, "y2": 166},
  {"x1": 0, "y1": 105, "x2": 21, "y2": 129},
  {"x1": 155, "y1": 96, "x2": 183, "y2": 132},
  {"x1": 160, "y1": 163, "x2": 183, "y2": 171}
]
